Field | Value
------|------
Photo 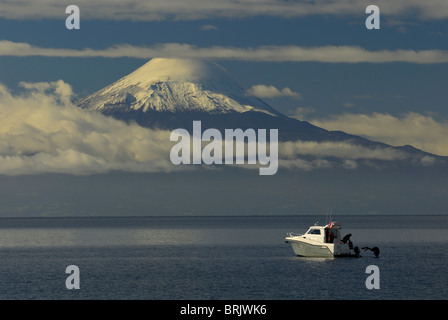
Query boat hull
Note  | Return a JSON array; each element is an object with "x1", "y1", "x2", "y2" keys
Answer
[
  {"x1": 287, "y1": 239, "x2": 334, "y2": 257},
  {"x1": 285, "y1": 237, "x2": 358, "y2": 258}
]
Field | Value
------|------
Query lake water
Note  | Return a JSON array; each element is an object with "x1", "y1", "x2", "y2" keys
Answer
[{"x1": 0, "y1": 215, "x2": 447, "y2": 301}]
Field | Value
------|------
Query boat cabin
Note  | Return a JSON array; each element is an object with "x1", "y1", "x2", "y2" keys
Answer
[{"x1": 304, "y1": 222, "x2": 341, "y2": 244}]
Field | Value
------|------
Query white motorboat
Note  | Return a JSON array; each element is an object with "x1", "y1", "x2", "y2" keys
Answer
[{"x1": 285, "y1": 221, "x2": 360, "y2": 258}]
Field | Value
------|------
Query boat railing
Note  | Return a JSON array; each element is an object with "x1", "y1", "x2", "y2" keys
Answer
[{"x1": 286, "y1": 232, "x2": 302, "y2": 237}]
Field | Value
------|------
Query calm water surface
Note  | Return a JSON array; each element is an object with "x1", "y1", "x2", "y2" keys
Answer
[{"x1": 0, "y1": 215, "x2": 446, "y2": 300}]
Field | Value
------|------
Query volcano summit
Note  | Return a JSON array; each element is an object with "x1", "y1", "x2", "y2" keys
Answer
[
  {"x1": 77, "y1": 58, "x2": 281, "y2": 117},
  {"x1": 76, "y1": 58, "x2": 371, "y2": 142},
  {"x1": 76, "y1": 58, "x2": 445, "y2": 166}
]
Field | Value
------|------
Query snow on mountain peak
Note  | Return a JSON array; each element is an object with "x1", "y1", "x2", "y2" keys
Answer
[
  {"x1": 122, "y1": 58, "x2": 233, "y2": 84},
  {"x1": 77, "y1": 58, "x2": 281, "y2": 116}
]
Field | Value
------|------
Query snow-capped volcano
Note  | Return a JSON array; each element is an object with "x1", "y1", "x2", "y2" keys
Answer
[
  {"x1": 77, "y1": 58, "x2": 281, "y2": 117},
  {"x1": 75, "y1": 58, "x2": 446, "y2": 165}
]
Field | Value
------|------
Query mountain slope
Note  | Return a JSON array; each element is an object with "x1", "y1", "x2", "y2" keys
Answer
[
  {"x1": 75, "y1": 58, "x2": 372, "y2": 142},
  {"x1": 77, "y1": 58, "x2": 282, "y2": 117},
  {"x1": 76, "y1": 58, "x2": 446, "y2": 164}
]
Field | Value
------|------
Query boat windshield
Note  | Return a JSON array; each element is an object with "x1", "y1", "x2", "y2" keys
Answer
[{"x1": 307, "y1": 228, "x2": 321, "y2": 235}]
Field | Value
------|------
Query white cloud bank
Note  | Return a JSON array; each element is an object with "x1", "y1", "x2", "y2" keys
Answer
[
  {"x1": 1, "y1": 41, "x2": 448, "y2": 64},
  {"x1": 0, "y1": 81, "x2": 436, "y2": 176},
  {"x1": 247, "y1": 85, "x2": 302, "y2": 99},
  {"x1": 277, "y1": 140, "x2": 418, "y2": 171},
  {"x1": 0, "y1": 80, "x2": 178, "y2": 175},
  {"x1": 310, "y1": 112, "x2": 448, "y2": 157},
  {"x1": 1, "y1": 0, "x2": 447, "y2": 21}
]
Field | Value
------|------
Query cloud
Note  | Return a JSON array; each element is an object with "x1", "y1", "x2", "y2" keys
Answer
[
  {"x1": 343, "y1": 102, "x2": 356, "y2": 108},
  {"x1": 279, "y1": 140, "x2": 409, "y2": 162},
  {"x1": 1, "y1": 0, "x2": 447, "y2": 21},
  {"x1": 0, "y1": 80, "x2": 179, "y2": 175},
  {"x1": 276, "y1": 138, "x2": 439, "y2": 171},
  {"x1": 2, "y1": 41, "x2": 448, "y2": 64},
  {"x1": 0, "y1": 81, "x2": 438, "y2": 176},
  {"x1": 288, "y1": 107, "x2": 316, "y2": 119},
  {"x1": 310, "y1": 112, "x2": 448, "y2": 156},
  {"x1": 200, "y1": 25, "x2": 218, "y2": 31},
  {"x1": 247, "y1": 85, "x2": 302, "y2": 99}
]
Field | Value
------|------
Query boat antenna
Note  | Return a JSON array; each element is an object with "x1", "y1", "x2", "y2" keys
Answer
[{"x1": 326, "y1": 207, "x2": 333, "y2": 225}]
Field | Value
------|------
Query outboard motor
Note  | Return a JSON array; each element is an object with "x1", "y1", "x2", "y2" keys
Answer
[{"x1": 354, "y1": 246, "x2": 360, "y2": 257}]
